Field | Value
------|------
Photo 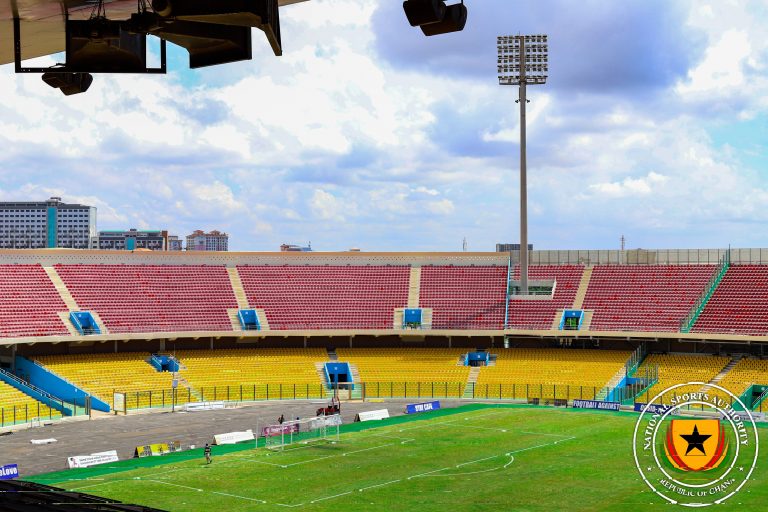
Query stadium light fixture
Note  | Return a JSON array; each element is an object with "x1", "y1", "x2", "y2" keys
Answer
[
  {"x1": 497, "y1": 34, "x2": 548, "y2": 296},
  {"x1": 403, "y1": 0, "x2": 467, "y2": 36}
]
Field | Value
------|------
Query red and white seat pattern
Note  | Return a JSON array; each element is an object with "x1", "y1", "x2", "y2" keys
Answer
[
  {"x1": 54, "y1": 265, "x2": 238, "y2": 333},
  {"x1": 0, "y1": 264, "x2": 68, "y2": 338},
  {"x1": 237, "y1": 265, "x2": 410, "y2": 329},
  {"x1": 583, "y1": 265, "x2": 716, "y2": 332},
  {"x1": 693, "y1": 265, "x2": 768, "y2": 336}
]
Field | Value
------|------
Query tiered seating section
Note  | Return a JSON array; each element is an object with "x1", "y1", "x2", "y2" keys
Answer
[
  {"x1": 506, "y1": 265, "x2": 584, "y2": 329},
  {"x1": 175, "y1": 348, "x2": 327, "y2": 400},
  {"x1": 582, "y1": 265, "x2": 716, "y2": 332},
  {"x1": 636, "y1": 353, "x2": 729, "y2": 404},
  {"x1": 54, "y1": 265, "x2": 238, "y2": 333},
  {"x1": 0, "y1": 381, "x2": 60, "y2": 424},
  {"x1": 708, "y1": 358, "x2": 768, "y2": 407},
  {"x1": 419, "y1": 266, "x2": 507, "y2": 329},
  {"x1": 693, "y1": 266, "x2": 768, "y2": 336},
  {"x1": 3, "y1": 261, "x2": 768, "y2": 338},
  {"x1": 336, "y1": 348, "x2": 470, "y2": 397},
  {"x1": 237, "y1": 265, "x2": 410, "y2": 329},
  {"x1": 34, "y1": 353, "x2": 178, "y2": 409},
  {"x1": 0, "y1": 264, "x2": 68, "y2": 338},
  {"x1": 475, "y1": 348, "x2": 630, "y2": 400}
]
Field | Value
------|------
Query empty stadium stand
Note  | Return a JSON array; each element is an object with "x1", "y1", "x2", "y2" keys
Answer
[
  {"x1": 506, "y1": 265, "x2": 584, "y2": 329},
  {"x1": 237, "y1": 265, "x2": 410, "y2": 329},
  {"x1": 0, "y1": 264, "x2": 69, "y2": 338},
  {"x1": 636, "y1": 353, "x2": 730, "y2": 404},
  {"x1": 582, "y1": 265, "x2": 716, "y2": 332},
  {"x1": 707, "y1": 357, "x2": 768, "y2": 407},
  {"x1": 0, "y1": 380, "x2": 60, "y2": 425},
  {"x1": 34, "y1": 353, "x2": 179, "y2": 409},
  {"x1": 473, "y1": 348, "x2": 630, "y2": 400},
  {"x1": 693, "y1": 265, "x2": 768, "y2": 336},
  {"x1": 336, "y1": 347, "x2": 470, "y2": 397},
  {"x1": 54, "y1": 265, "x2": 238, "y2": 333},
  {"x1": 419, "y1": 265, "x2": 507, "y2": 329},
  {"x1": 174, "y1": 348, "x2": 327, "y2": 401}
]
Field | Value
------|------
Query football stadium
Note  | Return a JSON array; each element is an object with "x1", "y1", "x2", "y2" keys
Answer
[
  {"x1": 0, "y1": 249, "x2": 766, "y2": 510},
  {"x1": 2, "y1": 0, "x2": 768, "y2": 511}
]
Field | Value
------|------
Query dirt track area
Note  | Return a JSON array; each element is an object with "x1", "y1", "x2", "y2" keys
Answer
[{"x1": 0, "y1": 399, "x2": 479, "y2": 477}]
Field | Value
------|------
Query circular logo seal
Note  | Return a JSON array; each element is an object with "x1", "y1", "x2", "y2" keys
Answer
[{"x1": 632, "y1": 382, "x2": 759, "y2": 507}]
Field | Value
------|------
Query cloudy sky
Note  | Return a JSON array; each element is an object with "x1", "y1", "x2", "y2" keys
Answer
[{"x1": 1, "y1": 0, "x2": 767, "y2": 252}]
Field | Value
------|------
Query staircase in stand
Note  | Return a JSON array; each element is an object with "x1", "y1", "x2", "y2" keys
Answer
[
  {"x1": 700, "y1": 354, "x2": 744, "y2": 393},
  {"x1": 327, "y1": 348, "x2": 338, "y2": 361},
  {"x1": 226, "y1": 267, "x2": 250, "y2": 309},
  {"x1": 408, "y1": 265, "x2": 422, "y2": 308},
  {"x1": 463, "y1": 367, "x2": 481, "y2": 398},
  {"x1": 572, "y1": 266, "x2": 593, "y2": 310},
  {"x1": 315, "y1": 362, "x2": 328, "y2": 387}
]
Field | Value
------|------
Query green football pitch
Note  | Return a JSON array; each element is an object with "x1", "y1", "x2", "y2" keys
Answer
[{"x1": 27, "y1": 405, "x2": 768, "y2": 511}]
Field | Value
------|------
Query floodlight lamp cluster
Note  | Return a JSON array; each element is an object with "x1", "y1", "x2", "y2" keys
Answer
[
  {"x1": 403, "y1": 0, "x2": 467, "y2": 36},
  {"x1": 497, "y1": 34, "x2": 548, "y2": 86}
]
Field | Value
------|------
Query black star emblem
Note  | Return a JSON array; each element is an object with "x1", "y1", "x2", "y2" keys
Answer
[{"x1": 680, "y1": 425, "x2": 711, "y2": 456}]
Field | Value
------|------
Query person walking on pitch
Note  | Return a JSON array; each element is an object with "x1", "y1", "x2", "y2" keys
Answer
[{"x1": 204, "y1": 443, "x2": 212, "y2": 464}]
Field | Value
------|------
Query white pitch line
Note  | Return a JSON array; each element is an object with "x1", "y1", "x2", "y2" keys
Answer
[
  {"x1": 67, "y1": 480, "x2": 124, "y2": 492},
  {"x1": 310, "y1": 491, "x2": 352, "y2": 503},
  {"x1": 455, "y1": 453, "x2": 504, "y2": 468},
  {"x1": 358, "y1": 479, "x2": 401, "y2": 492},
  {"x1": 407, "y1": 467, "x2": 451, "y2": 480},
  {"x1": 521, "y1": 431, "x2": 575, "y2": 438},
  {"x1": 211, "y1": 490, "x2": 267, "y2": 503},
  {"x1": 145, "y1": 480, "x2": 203, "y2": 492},
  {"x1": 341, "y1": 443, "x2": 394, "y2": 457}
]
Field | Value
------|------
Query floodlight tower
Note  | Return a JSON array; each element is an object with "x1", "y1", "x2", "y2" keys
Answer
[{"x1": 497, "y1": 34, "x2": 548, "y2": 295}]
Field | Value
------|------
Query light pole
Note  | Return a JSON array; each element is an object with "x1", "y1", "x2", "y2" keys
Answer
[{"x1": 497, "y1": 34, "x2": 548, "y2": 295}]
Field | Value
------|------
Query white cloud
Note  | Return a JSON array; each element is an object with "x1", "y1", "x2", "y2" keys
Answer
[
  {"x1": 309, "y1": 189, "x2": 348, "y2": 221},
  {"x1": 589, "y1": 172, "x2": 669, "y2": 198}
]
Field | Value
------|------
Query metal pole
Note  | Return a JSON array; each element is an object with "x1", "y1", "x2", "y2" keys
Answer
[{"x1": 519, "y1": 36, "x2": 529, "y2": 295}]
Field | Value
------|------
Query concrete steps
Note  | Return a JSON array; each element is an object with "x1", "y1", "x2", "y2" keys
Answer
[
  {"x1": 551, "y1": 309, "x2": 564, "y2": 330},
  {"x1": 227, "y1": 308, "x2": 242, "y2": 332},
  {"x1": 580, "y1": 310, "x2": 594, "y2": 331},
  {"x1": 327, "y1": 348, "x2": 338, "y2": 361},
  {"x1": 572, "y1": 266, "x2": 593, "y2": 310},
  {"x1": 408, "y1": 265, "x2": 421, "y2": 308},
  {"x1": 463, "y1": 367, "x2": 481, "y2": 398},
  {"x1": 315, "y1": 362, "x2": 328, "y2": 387},
  {"x1": 226, "y1": 267, "x2": 249, "y2": 309},
  {"x1": 46, "y1": 266, "x2": 109, "y2": 334},
  {"x1": 700, "y1": 354, "x2": 744, "y2": 393}
]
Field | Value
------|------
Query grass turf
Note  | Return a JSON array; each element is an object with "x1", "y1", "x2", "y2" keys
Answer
[{"x1": 27, "y1": 405, "x2": 768, "y2": 511}]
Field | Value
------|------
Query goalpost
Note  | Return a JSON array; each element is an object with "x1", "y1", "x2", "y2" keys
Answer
[{"x1": 263, "y1": 414, "x2": 341, "y2": 451}]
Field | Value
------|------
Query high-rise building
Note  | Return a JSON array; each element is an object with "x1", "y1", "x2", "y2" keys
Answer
[
  {"x1": 0, "y1": 197, "x2": 96, "y2": 249},
  {"x1": 92, "y1": 229, "x2": 180, "y2": 251},
  {"x1": 167, "y1": 235, "x2": 183, "y2": 251},
  {"x1": 186, "y1": 230, "x2": 229, "y2": 251}
]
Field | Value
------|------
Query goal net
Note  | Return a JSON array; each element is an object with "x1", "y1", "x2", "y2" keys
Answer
[{"x1": 262, "y1": 414, "x2": 341, "y2": 450}]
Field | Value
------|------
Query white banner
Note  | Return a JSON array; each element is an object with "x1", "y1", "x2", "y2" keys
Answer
[
  {"x1": 214, "y1": 429, "x2": 255, "y2": 445},
  {"x1": 30, "y1": 438, "x2": 57, "y2": 445},
  {"x1": 357, "y1": 409, "x2": 389, "y2": 422},
  {"x1": 309, "y1": 414, "x2": 343, "y2": 430},
  {"x1": 67, "y1": 450, "x2": 119, "y2": 469},
  {"x1": 113, "y1": 393, "x2": 126, "y2": 414},
  {"x1": 184, "y1": 401, "x2": 226, "y2": 412}
]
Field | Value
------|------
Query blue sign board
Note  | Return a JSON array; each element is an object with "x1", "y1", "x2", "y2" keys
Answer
[
  {"x1": 634, "y1": 403, "x2": 671, "y2": 415},
  {"x1": 572, "y1": 399, "x2": 620, "y2": 411},
  {"x1": 0, "y1": 464, "x2": 19, "y2": 480},
  {"x1": 406, "y1": 401, "x2": 441, "y2": 414}
]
